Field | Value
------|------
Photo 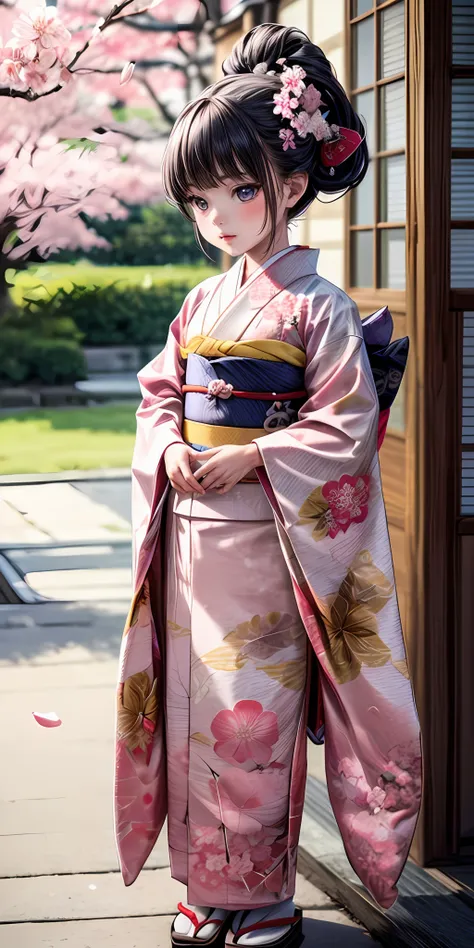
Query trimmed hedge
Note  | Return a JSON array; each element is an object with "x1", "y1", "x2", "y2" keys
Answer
[
  {"x1": 0, "y1": 330, "x2": 86, "y2": 385},
  {"x1": 25, "y1": 279, "x2": 196, "y2": 347},
  {"x1": 1, "y1": 267, "x2": 214, "y2": 385}
]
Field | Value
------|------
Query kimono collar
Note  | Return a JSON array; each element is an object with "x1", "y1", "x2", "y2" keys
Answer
[
  {"x1": 231, "y1": 244, "x2": 320, "y2": 299},
  {"x1": 191, "y1": 245, "x2": 320, "y2": 344}
]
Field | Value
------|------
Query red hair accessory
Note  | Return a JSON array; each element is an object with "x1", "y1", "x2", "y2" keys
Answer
[{"x1": 321, "y1": 127, "x2": 363, "y2": 169}]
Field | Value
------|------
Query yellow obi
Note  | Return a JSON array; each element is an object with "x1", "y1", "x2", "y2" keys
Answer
[
  {"x1": 180, "y1": 335, "x2": 306, "y2": 368},
  {"x1": 181, "y1": 334, "x2": 306, "y2": 451},
  {"x1": 182, "y1": 419, "x2": 268, "y2": 448}
]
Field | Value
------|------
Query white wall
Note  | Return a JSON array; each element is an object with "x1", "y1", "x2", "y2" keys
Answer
[{"x1": 278, "y1": 0, "x2": 347, "y2": 289}]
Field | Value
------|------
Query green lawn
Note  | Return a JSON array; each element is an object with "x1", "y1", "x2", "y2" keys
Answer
[
  {"x1": 8, "y1": 262, "x2": 218, "y2": 306},
  {"x1": 0, "y1": 404, "x2": 137, "y2": 474}
]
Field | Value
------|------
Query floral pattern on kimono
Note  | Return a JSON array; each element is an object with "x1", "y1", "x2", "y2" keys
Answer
[{"x1": 114, "y1": 246, "x2": 422, "y2": 912}]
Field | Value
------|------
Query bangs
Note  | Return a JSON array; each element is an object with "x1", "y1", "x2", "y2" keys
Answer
[{"x1": 161, "y1": 95, "x2": 277, "y2": 230}]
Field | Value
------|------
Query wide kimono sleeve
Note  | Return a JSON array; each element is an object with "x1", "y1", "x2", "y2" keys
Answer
[
  {"x1": 115, "y1": 276, "x2": 220, "y2": 888},
  {"x1": 131, "y1": 277, "x2": 218, "y2": 587},
  {"x1": 253, "y1": 288, "x2": 423, "y2": 911}
]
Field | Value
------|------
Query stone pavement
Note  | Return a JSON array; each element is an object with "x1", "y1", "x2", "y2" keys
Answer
[{"x1": 0, "y1": 474, "x2": 374, "y2": 946}]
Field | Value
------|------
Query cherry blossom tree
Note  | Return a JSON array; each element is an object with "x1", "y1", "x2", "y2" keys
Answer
[
  {"x1": 0, "y1": 0, "x2": 214, "y2": 101},
  {"x1": 0, "y1": 0, "x2": 217, "y2": 301}
]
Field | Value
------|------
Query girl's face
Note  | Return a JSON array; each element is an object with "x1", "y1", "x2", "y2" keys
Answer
[{"x1": 186, "y1": 174, "x2": 292, "y2": 259}]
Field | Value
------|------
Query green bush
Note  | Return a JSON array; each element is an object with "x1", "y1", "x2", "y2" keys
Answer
[
  {"x1": 0, "y1": 330, "x2": 86, "y2": 385},
  {"x1": 112, "y1": 203, "x2": 217, "y2": 267},
  {"x1": 25, "y1": 279, "x2": 196, "y2": 347},
  {"x1": 2, "y1": 296, "x2": 83, "y2": 343},
  {"x1": 53, "y1": 202, "x2": 218, "y2": 267},
  {"x1": 0, "y1": 304, "x2": 86, "y2": 385}
]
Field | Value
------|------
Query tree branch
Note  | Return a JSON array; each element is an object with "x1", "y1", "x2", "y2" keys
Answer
[
  {"x1": 136, "y1": 74, "x2": 175, "y2": 125},
  {"x1": 0, "y1": 0, "x2": 211, "y2": 100},
  {"x1": 117, "y1": 14, "x2": 203, "y2": 32},
  {"x1": 93, "y1": 125, "x2": 168, "y2": 142}
]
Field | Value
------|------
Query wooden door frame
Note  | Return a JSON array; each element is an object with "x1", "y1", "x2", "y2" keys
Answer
[{"x1": 406, "y1": 0, "x2": 460, "y2": 865}]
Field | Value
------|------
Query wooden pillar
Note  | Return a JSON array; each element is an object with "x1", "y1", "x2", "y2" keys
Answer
[{"x1": 406, "y1": 0, "x2": 458, "y2": 864}]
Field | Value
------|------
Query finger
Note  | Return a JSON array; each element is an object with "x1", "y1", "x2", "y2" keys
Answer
[
  {"x1": 182, "y1": 471, "x2": 206, "y2": 494},
  {"x1": 203, "y1": 472, "x2": 229, "y2": 491},
  {"x1": 216, "y1": 480, "x2": 237, "y2": 494},
  {"x1": 180, "y1": 461, "x2": 206, "y2": 495},
  {"x1": 195, "y1": 458, "x2": 218, "y2": 479},
  {"x1": 195, "y1": 447, "x2": 222, "y2": 460},
  {"x1": 171, "y1": 471, "x2": 193, "y2": 493},
  {"x1": 186, "y1": 448, "x2": 203, "y2": 463}
]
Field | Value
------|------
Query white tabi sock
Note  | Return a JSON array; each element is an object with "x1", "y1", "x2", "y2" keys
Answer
[
  {"x1": 231, "y1": 898, "x2": 296, "y2": 945},
  {"x1": 173, "y1": 903, "x2": 230, "y2": 940}
]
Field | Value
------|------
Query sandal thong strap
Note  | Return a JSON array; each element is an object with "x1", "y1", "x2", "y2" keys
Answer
[
  {"x1": 235, "y1": 913, "x2": 301, "y2": 939},
  {"x1": 176, "y1": 902, "x2": 228, "y2": 936},
  {"x1": 177, "y1": 902, "x2": 200, "y2": 930}
]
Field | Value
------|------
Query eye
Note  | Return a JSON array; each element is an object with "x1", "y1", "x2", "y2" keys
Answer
[
  {"x1": 234, "y1": 184, "x2": 260, "y2": 202},
  {"x1": 189, "y1": 196, "x2": 208, "y2": 211}
]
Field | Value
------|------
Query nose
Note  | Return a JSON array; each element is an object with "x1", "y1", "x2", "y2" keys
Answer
[{"x1": 211, "y1": 209, "x2": 225, "y2": 228}]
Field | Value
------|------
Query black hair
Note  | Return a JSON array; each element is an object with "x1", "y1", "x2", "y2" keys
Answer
[{"x1": 162, "y1": 23, "x2": 368, "y2": 254}]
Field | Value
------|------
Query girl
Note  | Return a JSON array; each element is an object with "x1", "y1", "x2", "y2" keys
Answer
[{"x1": 114, "y1": 23, "x2": 422, "y2": 948}]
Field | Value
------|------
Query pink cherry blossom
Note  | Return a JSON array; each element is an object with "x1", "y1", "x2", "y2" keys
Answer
[
  {"x1": 20, "y1": 64, "x2": 57, "y2": 93},
  {"x1": 225, "y1": 850, "x2": 254, "y2": 881},
  {"x1": 0, "y1": 0, "x2": 199, "y2": 275},
  {"x1": 321, "y1": 473, "x2": 370, "y2": 538},
  {"x1": 12, "y1": 5, "x2": 71, "y2": 51},
  {"x1": 190, "y1": 825, "x2": 223, "y2": 850},
  {"x1": 273, "y1": 90, "x2": 299, "y2": 120},
  {"x1": 211, "y1": 699, "x2": 279, "y2": 765},
  {"x1": 205, "y1": 852, "x2": 228, "y2": 872},
  {"x1": 290, "y1": 109, "x2": 312, "y2": 138},
  {"x1": 336, "y1": 756, "x2": 372, "y2": 807},
  {"x1": 309, "y1": 110, "x2": 333, "y2": 141},
  {"x1": 0, "y1": 42, "x2": 34, "y2": 89},
  {"x1": 20, "y1": 47, "x2": 61, "y2": 93},
  {"x1": 278, "y1": 128, "x2": 296, "y2": 151},
  {"x1": 0, "y1": 55, "x2": 24, "y2": 89},
  {"x1": 280, "y1": 64, "x2": 306, "y2": 97},
  {"x1": 211, "y1": 768, "x2": 288, "y2": 835},
  {"x1": 250, "y1": 842, "x2": 273, "y2": 870},
  {"x1": 227, "y1": 832, "x2": 250, "y2": 855},
  {"x1": 298, "y1": 83, "x2": 322, "y2": 115}
]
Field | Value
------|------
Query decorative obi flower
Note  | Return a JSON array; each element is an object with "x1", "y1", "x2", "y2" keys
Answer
[{"x1": 206, "y1": 379, "x2": 234, "y2": 399}]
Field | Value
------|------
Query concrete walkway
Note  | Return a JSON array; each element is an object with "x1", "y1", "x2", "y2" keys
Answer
[{"x1": 0, "y1": 474, "x2": 374, "y2": 946}]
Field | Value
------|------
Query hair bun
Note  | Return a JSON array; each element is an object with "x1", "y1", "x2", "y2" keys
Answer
[{"x1": 221, "y1": 23, "x2": 291, "y2": 76}]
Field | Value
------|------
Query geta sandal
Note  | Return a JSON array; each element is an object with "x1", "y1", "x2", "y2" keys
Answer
[
  {"x1": 171, "y1": 902, "x2": 233, "y2": 946},
  {"x1": 225, "y1": 906, "x2": 303, "y2": 947}
]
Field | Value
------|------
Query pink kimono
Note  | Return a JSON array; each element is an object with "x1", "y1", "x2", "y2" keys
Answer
[{"x1": 114, "y1": 245, "x2": 422, "y2": 911}]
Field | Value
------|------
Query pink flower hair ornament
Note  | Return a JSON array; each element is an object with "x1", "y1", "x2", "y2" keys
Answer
[{"x1": 269, "y1": 59, "x2": 363, "y2": 172}]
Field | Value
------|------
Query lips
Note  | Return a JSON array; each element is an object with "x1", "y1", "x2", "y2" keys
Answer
[{"x1": 219, "y1": 234, "x2": 236, "y2": 239}]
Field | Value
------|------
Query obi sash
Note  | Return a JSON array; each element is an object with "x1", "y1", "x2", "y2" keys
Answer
[
  {"x1": 179, "y1": 305, "x2": 408, "y2": 454},
  {"x1": 179, "y1": 337, "x2": 306, "y2": 452}
]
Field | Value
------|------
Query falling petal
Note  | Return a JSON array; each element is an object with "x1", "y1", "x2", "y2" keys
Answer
[
  {"x1": 120, "y1": 61, "x2": 135, "y2": 86},
  {"x1": 32, "y1": 711, "x2": 62, "y2": 728}
]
